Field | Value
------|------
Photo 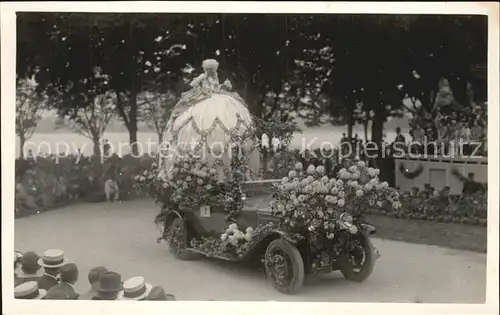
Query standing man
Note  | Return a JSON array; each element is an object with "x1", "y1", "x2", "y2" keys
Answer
[{"x1": 37, "y1": 249, "x2": 68, "y2": 291}]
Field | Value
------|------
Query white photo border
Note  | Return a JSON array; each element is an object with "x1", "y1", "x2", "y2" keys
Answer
[{"x1": 2, "y1": 2, "x2": 499, "y2": 315}]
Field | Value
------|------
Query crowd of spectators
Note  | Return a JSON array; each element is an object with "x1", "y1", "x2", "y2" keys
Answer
[{"x1": 14, "y1": 249, "x2": 176, "y2": 301}]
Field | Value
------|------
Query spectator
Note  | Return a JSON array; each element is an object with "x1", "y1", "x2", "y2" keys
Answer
[
  {"x1": 44, "y1": 263, "x2": 80, "y2": 300},
  {"x1": 118, "y1": 276, "x2": 153, "y2": 301},
  {"x1": 410, "y1": 186, "x2": 420, "y2": 197},
  {"x1": 15, "y1": 281, "x2": 47, "y2": 300},
  {"x1": 15, "y1": 174, "x2": 39, "y2": 216},
  {"x1": 37, "y1": 249, "x2": 68, "y2": 291},
  {"x1": 393, "y1": 127, "x2": 406, "y2": 154},
  {"x1": 105, "y1": 176, "x2": 120, "y2": 202},
  {"x1": 15, "y1": 251, "x2": 43, "y2": 286},
  {"x1": 93, "y1": 271, "x2": 123, "y2": 300},
  {"x1": 79, "y1": 266, "x2": 109, "y2": 300},
  {"x1": 462, "y1": 172, "x2": 482, "y2": 195},
  {"x1": 147, "y1": 286, "x2": 176, "y2": 301}
]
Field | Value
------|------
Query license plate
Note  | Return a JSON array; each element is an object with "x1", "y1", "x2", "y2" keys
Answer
[{"x1": 200, "y1": 205, "x2": 211, "y2": 217}]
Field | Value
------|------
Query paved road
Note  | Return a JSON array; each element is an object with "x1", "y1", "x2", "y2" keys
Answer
[{"x1": 15, "y1": 200, "x2": 486, "y2": 303}]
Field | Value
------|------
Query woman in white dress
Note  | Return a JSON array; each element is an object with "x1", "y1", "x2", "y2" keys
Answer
[{"x1": 161, "y1": 59, "x2": 260, "y2": 181}]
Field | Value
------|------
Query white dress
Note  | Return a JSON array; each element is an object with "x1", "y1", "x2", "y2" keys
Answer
[{"x1": 161, "y1": 73, "x2": 260, "y2": 181}]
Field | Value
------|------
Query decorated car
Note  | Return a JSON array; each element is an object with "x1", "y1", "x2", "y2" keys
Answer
[{"x1": 136, "y1": 58, "x2": 399, "y2": 294}]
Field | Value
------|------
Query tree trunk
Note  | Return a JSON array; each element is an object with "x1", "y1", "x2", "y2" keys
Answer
[
  {"x1": 19, "y1": 133, "x2": 26, "y2": 159},
  {"x1": 129, "y1": 90, "x2": 139, "y2": 156},
  {"x1": 363, "y1": 119, "x2": 369, "y2": 142},
  {"x1": 371, "y1": 109, "x2": 385, "y2": 147},
  {"x1": 92, "y1": 136, "x2": 104, "y2": 193}
]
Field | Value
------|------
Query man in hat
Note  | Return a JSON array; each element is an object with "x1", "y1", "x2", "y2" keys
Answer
[
  {"x1": 118, "y1": 276, "x2": 153, "y2": 301},
  {"x1": 37, "y1": 249, "x2": 68, "y2": 291},
  {"x1": 147, "y1": 286, "x2": 176, "y2": 301},
  {"x1": 15, "y1": 251, "x2": 44, "y2": 286},
  {"x1": 79, "y1": 266, "x2": 108, "y2": 300},
  {"x1": 93, "y1": 271, "x2": 123, "y2": 300},
  {"x1": 44, "y1": 263, "x2": 79, "y2": 300},
  {"x1": 15, "y1": 281, "x2": 47, "y2": 299}
]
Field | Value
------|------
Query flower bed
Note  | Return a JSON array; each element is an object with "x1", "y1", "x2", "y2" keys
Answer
[{"x1": 366, "y1": 191, "x2": 487, "y2": 226}]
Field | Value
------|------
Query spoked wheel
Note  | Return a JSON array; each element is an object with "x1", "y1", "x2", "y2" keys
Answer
[
  {"x1": 339, "y1": 234, "x2": 376, "y2": 282},
  {"x1": 264, "y1": 238, "x2": 304, "y2": 295},
  {"x1": 166, "y1": 217, "x2": 191, "y2": 260}
]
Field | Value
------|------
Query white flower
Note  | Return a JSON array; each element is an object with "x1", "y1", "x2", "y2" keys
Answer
[
  {"x1": 221, "y1": 233, "x2": 228, "y2": 241},
  {"x1": 340, "y1": 172, "x2": 351, "y2": 180},
  {"x1": 282, "y1": 177, "x2": 289, "y2": 184},
  {"x1": 357, "y1": 161, "x2": 366, "y2": 167},
  {"x1": 307, "y1": 175, "x2": 315, "y2": 183},
  {"x1": 392, "y1": 201, "x2": 400, "y2": 209},
  {"x1": 364, "y1": 183, "x2": 373, "y2": 191},
  {"x1": 370, "y1": 178, "x2": 378, "y2": 185},
  {"x1": 349, "y1": 166, "x2": 358, "y2": 173},
  {"x1": 183, "y1": 163, "x2": 189, "y2": 169},
  {"x1": 288, "y1": 170, "x2": 297, "y2": 178},
  {"x1": 244, "y1": 233, "x2": 253, "y2": 242},
  {"x1": 321, "y1": 176, "x2": 329, "y2": 183},
  {"x1": 317, "y1": 210, "x2": 324, "y2": 218},
  {"x1": 277, "y1": 205, "x2": 285, "y2": 212},
  {"x1": 307, "y1": 165, "x2": 316, "y2": 174},
  {"x1": 382, "y1": 182, "x2": 389, "y2": 189},
  {"x1": 295, "y1": 162, "x2": 303, "y2": 170},
  {"x1": 246, "y1": 227, "x2": 254, "y2": 233},
  {"x1": 162, "y1": 183, "x2": 169, "y2": 188},
  {"x1": 330, "y1": 187, "x2": 339, "y2": 195},
  {"x1": 351, "y1": 172, "x2": 360, "y2": 180},
  {"x1": 229, "y1": 223, "x2": 238, "y2": 231},
  {"x1": 336, "y1": 179, "x2": 344, "y2": 187},
  {"x1": 331, "y1": 196, "x2": 338, "y2": 204},
  {"x1": 316, "y1": 166, "x2": 325, "y2": 174},
  {"x1": 374, "y1": 169, "x2": 380, "y2": 176},
  {"x1": 356, "y1": 189, "x2": 364, "y2": 197},
  {"x1": 298, "y1": 195, "x2": 306, "y2": 202},
  {"x1": 350, "y1": 180, "x2": 358, "y2": 187},
  {"x1": 376, "y1": 201, "x2": 383, "y2": 207},
  {"x1": 186, "y1": 176, "x2": 192, "y2": 182},
  {"x1": 338, "y1": 191, "x2": 346, "y2": 198},
  {"x1": 209, "y1": 168, "x2": 217, "y2": 175},
  {"x1": 327, "y1": 233, "x2": 335, "y2": 240},
  {"x1": 139, "y1": 176, "x2": 146, "y2": 182},
  {"x1": 197, "y1": 179, "x2": 204, "y2": 185},
  {"x1": 337, "y1": 199, "x2": 345, "y2": 207}
]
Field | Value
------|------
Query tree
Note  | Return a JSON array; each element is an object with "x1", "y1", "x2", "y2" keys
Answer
[
  {"x1": 16, "y1": 13, "x2": 189, "y2": 155},
  {"x1": 16, "y1": 76, "x2": 47, "y2": 158},
  {"x1": 53, "y1": 66, "x2": 115, "y2": 162},
  {"x1": 138, "y1": 89, "x2": 176, "y2": 143}
]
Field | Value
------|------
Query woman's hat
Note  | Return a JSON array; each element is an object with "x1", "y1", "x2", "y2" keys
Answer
[
  {"x1": 95, "y1": 271, "x2": 123, "y2": 293},
  {"x1": 202, "y1": 59, "x2": 219, "y2": 71},
  {"x1": 118, "y1": 276, "x2": 152, "y2": 300},
  {"x1": 38, "y1": 249, "x2": 68, "y2": 269},
  {"x1": 15, "y1": 281, "x2": 47, "y2": 299}
]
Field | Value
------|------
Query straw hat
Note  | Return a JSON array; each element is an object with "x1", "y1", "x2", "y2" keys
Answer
[
  {"x1": 15, "y1": 281, "x2": 46, "y2": 299},
  {"x1": 118, "y1": 277, "x2": 153, "y2": 300},
  {"x1": 38, "y1": 249, "x2": 68, "y2": 269}
]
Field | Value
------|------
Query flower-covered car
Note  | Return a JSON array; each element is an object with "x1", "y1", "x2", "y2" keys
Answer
[{"x1": 136, "y1": 156, "x2": 399, "y2": 295}]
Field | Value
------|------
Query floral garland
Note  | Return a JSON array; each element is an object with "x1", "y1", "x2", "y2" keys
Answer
[
  {"x1": 190, "y1": 222, "x2": 277, "y2": 259},
  {"x1": 271, "y1": 159, "x2": 401, "y2": 239},
  {"x1": 399, "y1": 163, "x2": 424, "y2": 179}
]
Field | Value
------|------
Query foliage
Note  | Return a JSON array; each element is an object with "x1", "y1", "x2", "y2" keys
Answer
[
  {"x1": 271, "y1": 159, "x2": 401, "y2": 238},
  {"x1": 138, "y1": 89, "x2": 176, "y2": 142},
  {"x1": 16, "y1": 77, "x2": 47, "y2": 157}
]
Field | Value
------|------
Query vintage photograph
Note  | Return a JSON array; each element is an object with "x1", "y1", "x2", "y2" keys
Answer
[{"x1": 3, "y1": 2, "x2": 498, "y2": 311}]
